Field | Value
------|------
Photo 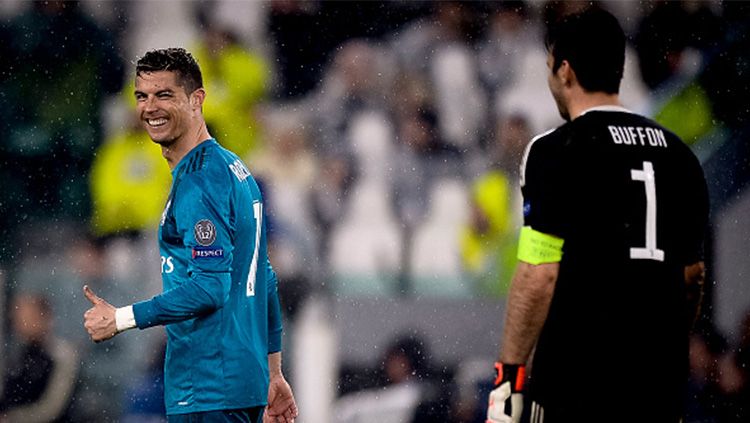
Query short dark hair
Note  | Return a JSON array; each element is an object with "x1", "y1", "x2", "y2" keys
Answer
[
  {"x1": 136, "y1": 48, "x2": 203, "y2": 94},
  {"x1": 545, "y1": 8, "x2": 625, "y2": 94}
]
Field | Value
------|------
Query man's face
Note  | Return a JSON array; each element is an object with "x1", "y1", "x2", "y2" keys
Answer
[
  {"x1": 11, "y1": 296, "x2": 48, "y2": 342},
  {"x1": 134, "y1": 71, "x2": 197, "y2": 146},
  {"x1": 547, "y1": 52, "x2": 570, "y2": 121}
]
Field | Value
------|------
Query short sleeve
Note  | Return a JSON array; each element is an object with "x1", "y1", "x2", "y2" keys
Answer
[
  {"x1": 680, "y1": 155, "x2": 710, "y2": 264},
  {"x1": 520, "y1": 136, "x2": 569, "y2": 238}
]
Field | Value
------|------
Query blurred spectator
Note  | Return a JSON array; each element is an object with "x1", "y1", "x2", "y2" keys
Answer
[
  {"x1": 199, "y1": 1, "x2": 270, "y2": 61},
  {"x1": 252, "y1": 114, "x2": 318, "y2": 272},
  {"x1": 733, "y1": 310, "x2": 750, "y2": 416},
  {"x1": 89, "y1": 109, "x2": 171, "y2": 236},
  {"x1": 701, "y1": 2, "x2": 750, "y2": 131},
  {"x1": 0, "y1": 24, "x2": 14, "y2": 196},
  {"x1": 251, "y1": 112, "x2": 317, "y2": 311},
  {"x1": 450, "y1": 358, "x2": 494, "y2": 423},
  {"x1": 636, "y1": 2, "x2": 700, "y2": 92},
  {"x1": 409, "y1": 177, "x2": 471, "y2": 297},
  {"x1": 391, "y1": 108, "x2": 461, "y2": 230},
  {"x1": 0, "y1": 1, "x2": 123, "y2": 258},
  {"x1": 333, "y1": 333, "x2": 447, "y2": 423},
  {"x1": 267, "y1": 1, "x2": 325, "y2": 99},
  {"x1": 699, "y1": 4, "x2": 750, "y2": 212},
  {"x1": 327, "y1": 153, "x2": 402, "y2": 295},
  {"x1": 121, "y1": 338, "x2": 167, "y2": 423},
  {"x1": 489, "y1": 2, "x2": 560, "y2": 135},
  {"x1": 12, "y1": 231, "x2": 160, "y2": 421},
  {"x1": 390, "y1": 71, "x2": 466, "y2": 217},
  {"x1": 193, "y1": 22, "x2": 270, "y2": 159},
  {"x1": 314, "y1": 39, "x2": 394, "y2": 157},
  {"x1": 685, "y1": 322, "x2": 727, "y2": 423},
  {"x1": 0, "y1": 293, "x2": 78, "y2": 422},
  {"x1": 716, "y1": 310, "x2": 750, "y2": 422},
  {"x1": 11, "y1": 236, "x2": 96, "y2": 347},
  {"x1": 268, "y1": 1, "x2": 427, "y2": 99},
  {"x1": 541, "y1": 0, "x2": 590, "y2": 30},
  {"x1": 315, "y1": 41, "x2": 404, "y2": 294},
  {"x1": 460, "y1": 113, "x2": 531, "y2": 296},
  {"x1": 309, "y1": 152, "x2": 356, "y2": 272},
  {"x1": 635, "y1": 1, "x2": 718, "y2": 145},
  {"x1": 478, "y1": 1, "x2": 537, "y2": 98},
  {"x1": 395, "y1": 2, "x2": 487, "y2": 151},
  {"x1": 393, "y1": 2, "x2": 482, "y2": 75},
  {"x1": 389, "y1": 107, "x2": 464, "y2": 293},
  {"x1": 428, "y1": 4, "x2": 487, "y2": 151}
]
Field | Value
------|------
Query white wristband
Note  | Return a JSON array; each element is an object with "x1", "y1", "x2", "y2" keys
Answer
[{"x1": 115, "y1": 306, "x2": 137, "y2": 332}]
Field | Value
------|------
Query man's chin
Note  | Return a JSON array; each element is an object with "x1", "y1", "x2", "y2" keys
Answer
[{"x1": 149, "y1": 135, "x2": 175, "y2": 147}]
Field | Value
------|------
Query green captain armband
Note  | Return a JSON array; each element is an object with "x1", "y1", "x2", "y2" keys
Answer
[{"x1": 517, "y1": 226, "x2": 564, "y2": 265}]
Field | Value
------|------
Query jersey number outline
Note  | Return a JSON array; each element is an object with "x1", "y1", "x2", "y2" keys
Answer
[
  {"x1": 246, "y1": 201, "x2": 262, "y2": 296},
  {"x1": 630, "y1": 161, "x2": 665, "y2": 261}
]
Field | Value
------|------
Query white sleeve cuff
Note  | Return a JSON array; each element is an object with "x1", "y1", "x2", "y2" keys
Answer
[{"x1": 115, "y1": 306, "x2": 137, "y2": 332}]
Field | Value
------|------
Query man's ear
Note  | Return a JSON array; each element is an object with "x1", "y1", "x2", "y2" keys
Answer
[
  {"x1": 190, "y1": 88, "x2": 206, "y2": 109},
  {"x1": 558, "y1": 60, "x2": 577, "y2": 88}
]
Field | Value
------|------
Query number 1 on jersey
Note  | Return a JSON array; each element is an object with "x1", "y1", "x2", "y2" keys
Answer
[
  {"x1": 630, "y1": 161, "x2": 664, "y2": 262},
  {"x1": 247, "y1": 201, "x2": 262, "y2": 296}
]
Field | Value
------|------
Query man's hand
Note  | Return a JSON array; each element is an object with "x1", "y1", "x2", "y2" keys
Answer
[
  {"x1": 263, "y1": 373, "x2": 298, "y2": 423},
  {"x1": 487, "y1": 362, "x2": 525, "y2": 423},
  {"x1": 82, "y1": 285, "x2": 118, "y2": 342}
]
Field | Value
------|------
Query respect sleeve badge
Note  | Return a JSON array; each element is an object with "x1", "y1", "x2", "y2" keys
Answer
[{"x1": 192, "y1": 246, "x2": 224, "y2": 259}]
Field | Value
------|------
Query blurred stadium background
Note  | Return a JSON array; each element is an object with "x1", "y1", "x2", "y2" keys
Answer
[{"x1": 0, "y1": 1, "x2": 749, "y2": 422}]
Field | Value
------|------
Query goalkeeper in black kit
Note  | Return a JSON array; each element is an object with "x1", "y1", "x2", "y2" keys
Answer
[{"x1": 487, "y1": 9, "x2": 708, "y2": 423}]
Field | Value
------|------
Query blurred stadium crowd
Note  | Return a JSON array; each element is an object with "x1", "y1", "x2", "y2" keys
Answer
[{"x1": 0, "y1": 1, "x2": 749, "y2": 422}]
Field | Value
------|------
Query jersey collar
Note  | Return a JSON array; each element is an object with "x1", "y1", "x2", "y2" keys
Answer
[
  {"x1": 579, "y1": 105, "x2": 633, "y2": 116},
  {"x1": 172, "y1": 138, "x2": 217, "y2": 175}
]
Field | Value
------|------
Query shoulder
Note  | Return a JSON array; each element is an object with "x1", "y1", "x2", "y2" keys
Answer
[
  {"x1": 626, "y1": 113, "x2": 702, "y2": 163},
  {"x1": 176, "y1": 142, "x2": 235, "y2": 198},
  {"x1": 520, "y1": 125, "x2": 570, "y2": 187}
]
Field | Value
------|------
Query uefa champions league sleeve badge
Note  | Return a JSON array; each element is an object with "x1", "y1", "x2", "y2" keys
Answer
[{"x1": 194, "y1": 219, "x2": 217, "y2": 246}]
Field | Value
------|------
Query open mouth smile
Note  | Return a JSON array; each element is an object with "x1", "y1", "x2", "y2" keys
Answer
[{"x1": 147, "y1": 118, "x2": 168, "y2": 127}]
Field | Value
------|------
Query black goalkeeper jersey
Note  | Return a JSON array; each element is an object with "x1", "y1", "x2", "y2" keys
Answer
[{"x1": 520, "y1": 106, "x2": 709, "y2": 421}]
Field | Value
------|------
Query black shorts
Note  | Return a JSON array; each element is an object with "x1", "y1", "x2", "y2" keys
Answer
[
  {"x1": 522, "y1": 397, "x2": 682, "y2": 423},
  {"x1": 167, "y1": 407, "x2": 263, "y2": 423}
]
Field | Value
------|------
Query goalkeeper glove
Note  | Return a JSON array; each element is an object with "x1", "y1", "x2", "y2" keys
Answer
[{"x1": 486, "y1": 362, "x2": 525, "y2": 423}]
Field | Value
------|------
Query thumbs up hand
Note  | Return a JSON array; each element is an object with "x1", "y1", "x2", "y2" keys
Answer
[{"x1": 83, "y1": 285, "x2": 118, "y2": 342}]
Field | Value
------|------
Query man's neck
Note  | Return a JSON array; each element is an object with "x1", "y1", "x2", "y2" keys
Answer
[
  {"x1": 162, "y1": 122, "x2": 211, "y2": 170},
  {"x1": 567, "y1": 90, "x2": 621, "y2": 121}
]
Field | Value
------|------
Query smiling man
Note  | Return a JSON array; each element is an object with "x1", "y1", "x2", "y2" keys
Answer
[{"x1": 82, "y1": 48, "x2": 298, "y2": 423}]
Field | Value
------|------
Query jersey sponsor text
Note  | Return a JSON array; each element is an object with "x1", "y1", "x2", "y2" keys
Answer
[{"x1": 160, "y1": 255, "x2": 174, "y2": 274}]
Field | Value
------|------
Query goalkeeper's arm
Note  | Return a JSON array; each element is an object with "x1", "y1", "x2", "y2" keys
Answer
[
  {"x1": 500, "y1": 261, "x2": 558, "y2": 364},
  {"x1": 487, "y1": 260, "x2": 559, "y2": 423}
]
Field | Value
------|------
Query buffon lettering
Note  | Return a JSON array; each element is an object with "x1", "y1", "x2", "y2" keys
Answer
[{"x1": 607, "y1": 125, "x2": 667, "y2": 148}]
